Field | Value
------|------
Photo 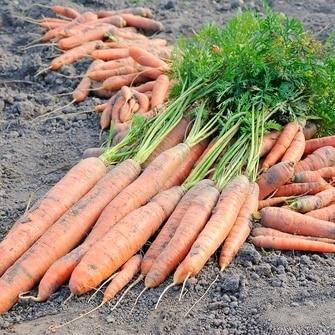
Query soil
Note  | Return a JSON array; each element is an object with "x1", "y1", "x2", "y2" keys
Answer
[{"x1": 0, "y1": 0, "x2": 335, "y2": 334}]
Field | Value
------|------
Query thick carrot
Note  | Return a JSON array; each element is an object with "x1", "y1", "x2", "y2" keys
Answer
[
  {"x1": 302, "y1": 122, "x2": 317, "y2": 140},
  {"x1": 262, "y1": 122, "x2": 300, "y2": 170},
  {"x1": 281, "y1": 128, "x2": 305, "y2": 164},
  {"x1": 145, "y1": 185, "x2": 219, "y2": 288},
  {"x1": 93, "y1": 57, "x2": 134, "y2": 71},
  {"x1": 98, "y1": 15, "x2": 127, "y2": 28},
  {"x1": 97, "y1": 7, "x2": 153, "y2": 18},
  {"x1": 273, "y1": 182, "x2": 329, "y2": 197},
  {"x1": 51, "y1": 41, "x2": 104, "y2": 70},
  {"x1": 317, "y1": 167, "x2": 335, "y2": 179},
  {"x1": 132, "y1": 90, "x2": 150, "y2": 114},
  {"x1": 289, "y1": 187, "x2": 335, "y2": 213},
  {"x1": 292, "y1": 170, "x2": 325, "y2": 183},
  {"x1": 173, "y1": 175, "x2": 250, "y2": 284},
  {"x1": 151, "y1": 75, "x2": 169, "y2": 109},
  {"x1": 69, "y1": 186, "x2": 183, "y2": 295},
  {"x1": 141, "y1": 179, "x2": 214, "y2": 276},
  {"x1": 259, "y1": 131, "x2": 280, "y2": 157},
  {"x1": 95, "y1": 103, "x2": 108, "y2": 113},
  {"x1": 252, "y1": 227, "x2": 335, "y2": 244},
  {"x1": 252, "y1": 235, "x2": 335, "y2": 253},
  {"x1": 119, "y1": 102, "x2": 131, "y2": 123},
  {"x1": 295, "y1": 146, "x2": 335, "y2": 173},
  {"x1": 121, "y1": 14, "x2": 164, "y2": 31},
  {"x1": 258, "y1": 196, "x2": 293, "y2": 209},
  {"x1": 307, "y1": 204, "x2": 335, "y2": 222},
  {"x1": 260, "y1": 206, "x2": 335, "y2": 239},
  {"x1": 91, "y1": 48, "x2": 130, "y2": 61},
  {"x1": 219, "y1": 183, "x2": 259, "y2": 270},
  {"x1": 304, "y1": 135, "x2": 335, "y2": 155},
  {"x1": 51, "y1": 6, "x2": 80, "y2": 19},
  {"x1": 33, "y1": 160, "x2": 141, "y2": 302},
  {"x1": 102, "y1": 73, "x2": 146, "y2": 91},
  {"x1": 139, "y1": 66, "x2": 164, "y2": 80},
  {"x1": 89, "y1": 65, "x2": 139, "y2": 81},
  {"x1": 129, "y1": 46, "x2": 168, "y2": 69},
  {"x1": 133, "y1": 81, "x2": 155, "y2": 93},
  {"x1": 257, "y1": 161, "x2": 295, "y2": 200},
  {"x1": 41, "y1": 143, "x2": 192, "y2": 297},
  {"x1": 0, "y1": 157, "x2": 106, "y2": 277}
]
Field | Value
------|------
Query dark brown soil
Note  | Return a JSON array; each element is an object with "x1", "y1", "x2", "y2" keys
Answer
[{"x1": 1, "y1": 1, "x2": 335, "y2": 334}]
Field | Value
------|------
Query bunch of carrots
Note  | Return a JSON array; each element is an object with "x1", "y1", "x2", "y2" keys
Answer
[{"x1": 23, "y1": 4, "x2": 171, "y2": 139}]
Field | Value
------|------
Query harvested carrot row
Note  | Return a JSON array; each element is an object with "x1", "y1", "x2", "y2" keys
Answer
[
  {"x1": 304, "y1": 135, "x2": 335, "y2": 155},
  {"x1": 273, "y1": 181, "x2": 329, "y2": 197},
  {"x1": 306, "y1": 204, "x2": 335, "y2": 222},
  {"x1": 0, "y1": 157, "x2": 106, "y2": 277},
  {"x1": 281, "y1": 128, "x2": 305, "y2": 164},
  {"x1": 259, "y1": 131, "x2": 280, "y2": 157}
]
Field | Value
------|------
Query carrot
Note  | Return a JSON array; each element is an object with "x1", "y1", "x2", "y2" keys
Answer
[
  {"x1": 69, "y1": 186, "x2": 183, "y2": 295},
  {"x1": 304, "y1": 135, "x2": 335, "y2": 155},
  {"x1": 289, "y1": 187, "x2": 335, "y2": 213},
  {"x1": 93, "y1": 57, "x2": 135, "y2": 71},
  {"x1": 252, "y1": 227, "x2": 335, "y2": 244},
  {"x1": 139, "y1": 66, "x2": 164, "y2": 80},
  {"x1": 258, "y1": 196, "x2": 294, "y2": 209},
  {"x1": 119, "y1": 102, "x2": 131, "y2": 123},
  {"x1": 292, "y1": 170, "x2": 325, "y2": 183},
  {"x1": 97, "y1": 7, "x2": 153, "y2": 18},
  {"x1": 91, "y1": 48, "x2": 130, "y2": 61},
  {"x1": 257, "y1": 161, "x2": 295, "y2": 200},
  {"x1": 89, "y1": 65, "x2": 139, "y2": 81},
  {"x1": 141, "y1": 179, "x2": 214, "y2": 276},
  {"x1": 173, "y1": 175, "x2": 250, "y2": 284},
  {"x1": 252, "y1": 235, "x2": 335, "y2": 253},
  {"x1": 95, "y1": 103, "x2": 108, "y2": 113},
  {"x1": 133, "y1": 81, "x2": 155, "y2": 93},
  {"x1": 163, "y1": 139, "x2": 209, "y2": 189},
  {"x1": 98, "y1": 15, "x2": 127, "y2": 28},
  {"x1": 145, "y1": 185, "x2": 220, "y2": 288},
  {"x1": 111, "y1": 95, "x2": 125, "y2": 123},
  {"x1": 102, "y1": 73, "x2": 147, "y2": 91},
  {"x1": 302, "y1": 122, "x2": 318, "y2": 140},
  {"x1": 82, "y1": 147, "x2": 104, "y2": 159},
  {"x1": 39, "y1": 20, "x2": 67, "y2": 30},
  {"x1": 129, "y1": 46, "x2": 168, "y2": 69},
  {"x1": 262, "y1": 122, "x2": 300, "y2": 170},
  {"x1": 100, "y1": 95, "x2": 116, "y2": 129},
  {"x1": 260, "y1": 206, "x2": 335, "y2": 239},
  {"x1": 106, "y1": 38, "x2": 167, "y2": 48},
  {"x1": 306, "y1": 204, "x2": 335, "y2": 222},
  {"x1": 150, "y1": 75, "x2": 170, "y2": 109},
  {"x1": 51, "y1": 6, "x2": 80, "y2": 19},
  {"x1": 274, "y1": 181, "x2": 329, "y2": 197},
  {"x1": 103, "y1": 254, "x2": 142, "y2": 302},
  {"x1": 51, "y1": 41, "x2": 104, "y2": 70},
  {"x1": 295, "y1": 146, "x2": 335, "y2": 173},
  {"x1": 0, "y1": 157, "x2": 106, "y2": 278},
  {"x1": 317, "y1": 167, "x2": 335, "y2": 179},
  {"x1": 259, "y1": 131, "x2": 280, "y2": 157},
  {"x1": 281, "y1": 128, "x2": 305, "y2": 164},
  {"x1": 132, "y1": 90, "x2": 150, "y2": 114},
  {"x1": 219, "y1": 183, "x2": 259, "y2": 270},
  {"x1": 121, "y1": 14, "x2": 164, "y2": 32}
]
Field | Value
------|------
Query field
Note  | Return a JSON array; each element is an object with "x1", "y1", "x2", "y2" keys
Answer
[{"x1": 1, "y1": 0, "x2": 335, "y2": 334}]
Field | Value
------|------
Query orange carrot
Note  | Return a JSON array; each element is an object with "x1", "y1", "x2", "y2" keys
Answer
[
  {"x1": 129, "y1": 46, "x2": 168, "y2": 69},
  {"x1": 252, "y1": 227, "x2": 335, "y2": 243},
  {"x1": 119, "y1": 102, "x2": 131, "y2": 123},
  {"x1": 295, "y1": 146, "x2": 335, "y2": 173},
  {"x1": 281, "y1": 128, "x2": 305, "y2": 164},
  {"x1": 51, "y1": 6, "x2": 80, "y2": 19},
  {"x1": 132, "y1": 90, "x2": 150, "y2": 114},
  {"x1": 97, "y1": 7, "x2": 153, "y2": 18},
  {"x1": 173, "y1": 175, "x2": 250, "y2": 284},
  {"x1": 260, "y1": 206, "x2": 335, "y2": 239},
  {"x1": 259, "y1": 131, "x2": 280, "y2": 157},
  {"x1": 304, "y1": 135, "x2": 335, "y2": 155},
  {"x1": 95, "y1": 103, "x2": 108, "y2": 113},
  {"x1": 102, "y1": 73, "x2": 147, "y2": 91},
  {"x1": 89, "y1": 65, "x2": 139, "y2": 81},
  {"x1": 98, "y1": 15, "x2": 127, "y2": 28},
  {"x1": 302, "y1": 122, "x2": 317, "y2": 140},
  {"x1": 100, "y1": 95, "x2": 116, "y2": 129},
  {"x1": 151, "y1": 75, "x2": 170, "y2": 109},
  {"x1": 258, "y1": 196, "x2": 293, "y2": 209},
  {"x1": 292, "y1": 170, "x2": 325, "y2": 183},
  {"x1": 121, "y1": 14, "x2": 164, "y2": 32},
  {"x1": 140, "y1": 66, "x2": 164, "y2": 80},
  {"x1": 0, "y1": 157, "x2": 106, "y2": 278},
  {"x1": 257, "y1": 161, "x2": 295, "y2": 200},
  {"x1": 39, "y1": 20, "x2": 67, "y2": 30},
  {"x1": 111, "y1": 95, "x2": 125, "y2": 123},
  {"x1": 219, "y1": 183, "x2": 259, "y2": 270},
  {"x1": 273, "y1": 182, "x2": 329, "y2": 197},
  {"x1": 141, "y1": 179, "x2": 214, "y2": 276},
  {"x1": 91, "y1": 48, "x2": 130, "y2": 61},
  {"x1": 306, "y1": 204, "x2": 335, "y2": 222},
  {"x1": 262, "y1": 122, "x2": 300, "y2": 170},
  {"x1": 133, "y1": 81, "x2": 155, "y2": 93},
  {"x1": 69, "y1": 186, "x2": 183, "y2": 295},
  {"x1": 51, "y1": 41, "x2": 104, "y2": 70},
  {"x1": 317, "y1": 167, "x2": 335, "y2": 179},
  {"x1": 93, "y1": 57, "x2": 135, "y2": 71},
  {"x1": 252, "y1": 235, "x2": 335, "y2": 253}
]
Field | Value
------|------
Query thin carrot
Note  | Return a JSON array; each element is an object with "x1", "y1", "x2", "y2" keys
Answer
[
  {"x1": 97, "y1": 7, "x2": 153, "y2": 18},
  {"x1": 252, "y1": 235, "x2": 335, "y2": 253},
  {"x1": 89, "y1": 65, "x2": 139, "y2": 81},
  {"x1": 0, "y1": 157, "x2": 106, "y2": 277},
  {"x1": 145, "y1": 185, "x2": 220, "y2": 288},
  {"x1": 304, "y1": 135, "x2": 335, "y2": 155},
  {"x1": 306, "y1": 204, "x2": 335, "y2": 222},
  {"x1": 262, "y1": 122, "x2": 300, "y2": 170},
  {"x1": 91, "y1": 48, "x2": 130, "y2": 61},
  {"x1": 260, "y1": 206, "x2": 335, "y2": 239},
  {"x1": 259, "y1": 131, "x2": 280, "y2": 157},
  {"x1": 151, "y1": 75, "x2": 170, "y2": 109},
  {"x1": 302, "y1": 122, "x2": 317, "y2": 140},
  {"x1": 281, "y1": 128, "x2": 305, "y2": 164},
  {"x1": 121, "y1": 14, "x2": 164, "y2": 32},
  {"x1": 69, "y1": 186, "x2": 183, "y2": 295},
  {"x1": 295, "y1": 146, "x2": 335, "y2": 173},
  {"x1": 219, "y1": 183, "x2": 259, "y2": 270},
  {"x1": 252, "y1": 227, "x2": 335, "y2": 244},
  {"x1": 129, "y1": 46, "x2": 168, "y2": 69},
  {"x1": 51, "y1": 6, "x2": 80, "y2": 19},
  {"x1": 173, "y1": 175, "x2": 250, "y2": 284},
  {"x1": 258, "y1": 196, "x2": 294, "y2": 209},
  {"x1": 274, "y1": 181, "x2": 329, "y2": 197},
  {"x1": 106, "y1": 38, "x2": 167, "y2": 48},
  {"x1": 100, "y1": 95, "x2": 116, "y2": 129},
  {"x1": 257, "y1": 161, "x2": 295, "y2": 200},
  {"x1": 82, "y1": 148, "x2": 104, "y2": 159}
]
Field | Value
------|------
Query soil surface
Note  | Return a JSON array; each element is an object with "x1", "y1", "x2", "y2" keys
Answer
[{"x1": 1, "y1": 0, "x2": 335, "y2": 334}]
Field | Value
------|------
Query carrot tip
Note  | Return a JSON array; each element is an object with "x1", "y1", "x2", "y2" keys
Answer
[{"x1": 18, "y1": 291, "x2": 42, "y2": 302}]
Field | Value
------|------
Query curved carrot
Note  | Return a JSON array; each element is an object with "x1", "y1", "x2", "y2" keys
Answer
[
  {"x1": 140, "y1": 66, "x2": 164, "y2": 80},
  {"x1": 259, "y1": 131, "x2": 280, "y2": 157},
  {"x1": 260, "y1": 206, "x2": 335, "y2": 239},
  {"x1": 121, "y1": 14, "x2": 164, "y2": 32},
  {"x1": 262, "y1": 122, "x2": 300, "y2": 170},
  {"x1": 0, "y1": 157, "x2": 106, "y2": 277},
  {"x1": 129, "y1": 46, "x2": 168, "y2": 69},
  {"x1": 273, "y1": 181, "x2": 329, "y2": 197},
  {"x1": 100, "y1": 95, "x2": 116, "y2": 129},
  {"x1": 145, "y1": 185, "x2": 219, "y2": 288},
  {"x1": 307, "y1": 204, "x2": 335, "y2": 222},
  {"x1": 257, "y1": 161, "x2": 295, "y2": 200},
  {"x1": 51, "y1": 6, "x2": 80, "y2": 19},
  {"x1": 173, "y1": 175, "x2": 250, "y2": 284},
  {"x1": 281, "y1": 128, "x2": 305, "y2": 164},
  {"x1": 39, "y1": 20, "x2": 67, "y2": 30},
  {"x1": 219, "y1": 183, "x2": 259, "y2": 270},
  {"x1": 111, "y1": 95, "x2": 125, "y2": 123},
  {"x1": 304, "y1": 135, "x2": 335, "y2": 155},
  {"x1": 70, "y1": 186, "x2": 183, "y2": 295},
  {"x1": 151, "y1": 75, "x2": 170, "y2": 109}
]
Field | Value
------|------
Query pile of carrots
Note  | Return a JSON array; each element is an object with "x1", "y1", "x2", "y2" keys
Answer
[{"x1": 26, "y1": 4, "x2": 171, "y2": 138}]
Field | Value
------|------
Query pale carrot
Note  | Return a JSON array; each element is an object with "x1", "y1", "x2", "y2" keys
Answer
[
  {"x1": 91, "y1": 48, "x2": 130, "y2": 61},
  {"x1": 273, "y1": 181, "x2": 329, "y2": 197},
  {"x1": 51, "y1": 6, "x2": 80, "y2": 19},
  {"x1": 97, "y1": 7, "x2": 153, "y2": 18},
  {"x1": 281, "y1": 128, "x2": 305, "y2": 164},
  {"x1": 151, "y1": 75, "x2": 170, "y2": 109},
  {"x1": 302, "y1": 122, "x2": 317, "y2": 140},
  {"x1": 306, "y1": 204, "x2": 335, "y2": 222},
  {"x1": 121, "y1": 14, "x2": 164, "y2": 32},
  {"x1": 259, "y1": 131, "x2": 280, "y2": 157}
]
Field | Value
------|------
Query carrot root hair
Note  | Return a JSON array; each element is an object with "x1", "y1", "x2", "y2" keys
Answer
[
  {"x1": 179, "y1": 273, "x2": 190, "y2": 301},
  {"x1": 130, "y1": 286, "x2": 147, "y2": 313},
  {"x1": 63, "y1": 292, "x2": 74, "y2": 305},
  {"x1": 88, "y1": 272, "x2": 119, "y2": 303},
  {"x1": 18, "y1": 291, "x2": 42, "y2": 302},
  {"x1": 155, "y1": 282, "x2": 175, "y2": 310}
]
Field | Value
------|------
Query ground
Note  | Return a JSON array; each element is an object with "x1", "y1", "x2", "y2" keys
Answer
[{"x1": 1, "y1": 0, "x2": 335, "y2": 334}]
